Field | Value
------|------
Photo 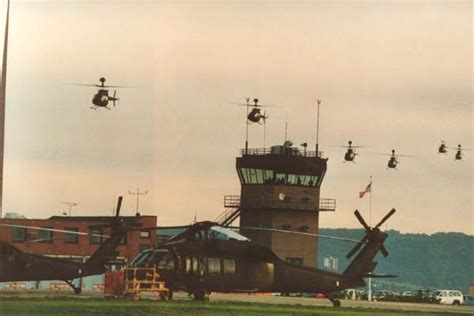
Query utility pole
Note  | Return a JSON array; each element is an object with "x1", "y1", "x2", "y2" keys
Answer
[
  {"x1": 0, "y1": 0, "x2": 10, "y2": 218},
  {"x1": 62, "y1": 202, "x2": 78, "y2": 217},
  {"x1": 129, "y1": 188, "x2": 148, "y2": 215}
]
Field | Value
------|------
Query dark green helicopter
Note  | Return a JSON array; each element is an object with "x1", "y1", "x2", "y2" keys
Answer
[
  {"x1": 0, "y1": 196, "x2": 141, "y2": 293},
  {"x1": 131, "y1": 208, "x2": 396, "y2": 307}
]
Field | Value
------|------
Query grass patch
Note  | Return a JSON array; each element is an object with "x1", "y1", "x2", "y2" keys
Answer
[{"x1": 0, "y1": 298, "x2": 465, "y2": 316}]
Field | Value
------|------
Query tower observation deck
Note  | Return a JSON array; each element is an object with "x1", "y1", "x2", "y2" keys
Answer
[{"x1": 217, "y1": 141, "x2": 336, "y2": 267}]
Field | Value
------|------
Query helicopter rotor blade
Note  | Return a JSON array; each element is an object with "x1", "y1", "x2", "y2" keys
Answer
[
  {"x1": 0, "y1": 224, "x2": 109, "y2": 238},
  {"x1": 354, "y1": 210, "x2": 371, "y2": 231},
  {"x1": 229, "y1": 226, "x2": 366, "y2": 244},
  {"x1": 102, "y1": 85, "x2": 142, "y2": 88},
  {"x1": 125, "y1": 225, "x2": 191, "y2": 232},
  {"x1": 345, "y1": 235, "x2": 369, "y2": 259},
  {"x1": 230, "y1": 102, "x2": 278, "y2": 108},
  {"x1": 63, "y1": 83, "x2": 101, "y2": 88},
  {"x1": 115, "y1": 196, "x2": 123, "y2": 218},
  {"x1": 374, "y1": 208, "x2": 396, "y2": 229}
]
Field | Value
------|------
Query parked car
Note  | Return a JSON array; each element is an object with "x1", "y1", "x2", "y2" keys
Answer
[{"x1": 434, "y1": 290, "x2": 464, "y2": 305}]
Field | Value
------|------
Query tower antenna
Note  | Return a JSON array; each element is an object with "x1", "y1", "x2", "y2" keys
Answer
[
  {"x1": 315, "y1": 99, "x2": 321, "y2": 156},
  {"x1": 244, "y1": 97, "x2": 250, "y2": 154}
]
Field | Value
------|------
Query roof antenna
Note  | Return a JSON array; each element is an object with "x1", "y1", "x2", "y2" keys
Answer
[{"x1": 315, "y1": 99, "x2": 321, "y2": 157}]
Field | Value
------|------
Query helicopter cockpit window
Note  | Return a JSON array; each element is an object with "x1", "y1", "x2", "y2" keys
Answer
[
  {"x1": 209, "y1": 226, "x2": 249, "y2": 241},
  {"x1": 154, "y1": 250, "x2": 174, "y2": 270},
  {"x1": 130, "y1": 250, "x2": 154, "y2": 267}
]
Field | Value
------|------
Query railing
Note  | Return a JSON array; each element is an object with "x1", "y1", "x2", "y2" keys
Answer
[
  {"x1": 319, "y1": 198, "x2": 336, "y2": 212},
  {"x1": 215, "y1": 208, "x2": 241, "y2": 227},
  {"x1": 241, "y1": 147, "x2": 324, "y2": 158},
  {"x1": 218, "y1": 195, "x2": 335, "y2": 215},
  {"x1": 224, "y1": 195, "x2": 241, "y2": 208}
]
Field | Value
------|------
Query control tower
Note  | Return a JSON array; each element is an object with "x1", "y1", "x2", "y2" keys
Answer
[{"x1": 216, "y1": 141, "x2": 335, "y2": 267}]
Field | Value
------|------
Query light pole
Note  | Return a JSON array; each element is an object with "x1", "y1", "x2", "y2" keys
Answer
[
  {"x1": 129, "y1": 188, "x2": 148, "y2": 215},
  {"x1": 62, "y1": 202, "x2": 78, "y2": 217}
]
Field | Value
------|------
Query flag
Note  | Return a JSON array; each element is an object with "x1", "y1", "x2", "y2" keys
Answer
[{"x1": 359, "y1": 181, "x2": 372, "y2": 198}]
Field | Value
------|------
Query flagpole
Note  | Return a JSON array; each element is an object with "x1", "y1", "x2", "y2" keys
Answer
[
  {"x1": 369, "y1": 175, "x2": 372, "y2": 226},
  {"x1": 368, "y1": 175, "x2": 373, "y2": 302}
]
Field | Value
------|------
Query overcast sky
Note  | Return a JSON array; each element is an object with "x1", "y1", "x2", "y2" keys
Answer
[{"x1": 1, "y1": 1, "x2": 472, "y2": 234}]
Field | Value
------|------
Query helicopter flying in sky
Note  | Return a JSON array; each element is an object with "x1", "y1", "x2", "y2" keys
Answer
[
  {"x1": 437, "y1": 142, "x2": 472, "y2": 161},
  {"x1": 453, "y1": 144, "x2": 473, "y2": 161},
  {"x1": 380, "y1": 149, "x2": 413, "y2": 170},
  {"x1": 0, "y1": 197, "x2": 141, "y2": 293},
  {"x1": 235, "y1": 98, "x2": 271, "y2": 124},
  {"x1": 68, "y1": 77, "x2": 138, "y2": 110},
  {"x1": 131, "y1": 208, "x2": 396, "y2": 307},
  {"x1": 338, "y1": 140, "x2": 371, "y2": 163}
]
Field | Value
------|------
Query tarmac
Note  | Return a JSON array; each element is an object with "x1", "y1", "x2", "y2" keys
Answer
[{"x1": 205, "y1": 293, "x2": 474, "y2": 315}]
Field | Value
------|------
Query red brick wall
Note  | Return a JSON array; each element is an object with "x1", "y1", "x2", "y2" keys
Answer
[{"x1": 0, "y1": 216, "x2": 157, "y2": 262}]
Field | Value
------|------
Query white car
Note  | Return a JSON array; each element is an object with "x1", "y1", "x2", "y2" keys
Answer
[{"x1": 434, "y1": 290, "x2": 464, "y2": 305}]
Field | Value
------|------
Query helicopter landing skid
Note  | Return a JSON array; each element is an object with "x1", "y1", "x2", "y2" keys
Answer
[
  {"x1": 90, "y1": 106, "x2": 97, "y2": 110},
  {"x1": 64, "y1": 280, "x2": 81, "y2": 294},
  {"x1": 328, "y1": 296, "x2": 341, "y2": 307}
]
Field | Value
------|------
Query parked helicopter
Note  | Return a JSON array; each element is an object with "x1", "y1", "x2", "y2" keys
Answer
[
  {"x1": 131, "y1": 208, "x2": 396, "y2": 307},
  {"x1": 0, "y1": 196, "x2": 141, "y2": 293},
  {"x1": 68, "y1": 77, "x2": 138, "y2": 110}
]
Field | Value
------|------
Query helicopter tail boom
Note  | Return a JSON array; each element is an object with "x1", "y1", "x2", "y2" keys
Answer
[
  {"x1": 81, "y1": 196, "x2": 139, "y2": 276},
  {"x1": 342, "y1": 209, "x2": 395, "y2": 281}
]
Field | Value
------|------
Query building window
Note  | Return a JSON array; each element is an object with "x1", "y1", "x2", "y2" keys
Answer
[
  {"x1": 207, "y1": 258, "x2": 221, "y2": 274},
  {"x1": 223, "y1": 259, "x2": 236, "y2": 274},
  {"x1": 64, "y1": 227, "x2": 78, "y2": 244},
  {"x1": 12, "y1": 227, "x2": 27, "y2": 242},
  {"x1": 89, "y1": 227, "x2": 103, "y2": 244},
  {"x1": 38, "y1": 228, "x2": 53, "y2": 243},
  {"x1": 286, "y1": 257, "x2": 303, "y2": 266},
  {"x1": 140, "y1": 231, "x2": 150, "y2": 238}
]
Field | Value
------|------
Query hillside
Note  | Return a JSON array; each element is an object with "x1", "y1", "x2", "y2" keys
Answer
[{"x1": 318, "y1": 229, "x2": 474, "y2": 292}]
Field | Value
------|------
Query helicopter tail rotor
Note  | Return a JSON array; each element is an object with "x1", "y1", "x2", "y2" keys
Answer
[
  {"x1": 346, "y1": 209, "x2": 396, "y2": 259},
  {"x1": 112, "y1": 90, "x2": 120, "y2": 107}
]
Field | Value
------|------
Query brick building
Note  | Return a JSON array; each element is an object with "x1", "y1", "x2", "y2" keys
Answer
[{"x1": 0, "y1": 215, "x2": 157, "y2": 263}]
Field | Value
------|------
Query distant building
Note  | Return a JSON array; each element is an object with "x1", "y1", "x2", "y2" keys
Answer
[
  {"x1": 3, "y1": 212, "x2": 26, "y2": 219},
  {"x1": 323, "y1": 256, "x2": 339, "y2": 272}
]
